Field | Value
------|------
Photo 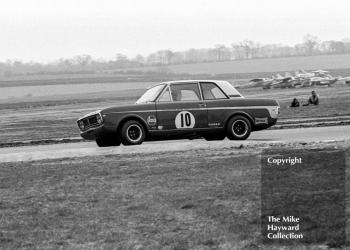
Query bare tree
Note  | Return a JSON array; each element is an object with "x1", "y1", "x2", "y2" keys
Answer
[
  {"x1": 158, "y1": 50, "x2": 174, "y2": 64},
  {"x1": 170, "y1": 52, "x2": 185, "y2": 64},
  {"x1": 294, "y1": 44, "x2": 307, "y2": 56},
  {"x1": 303, "y1": 34, "x2": 320, "y2": 55},
  {"x1": 212, "y1": 45, "x2": 231, "y2": 61},
  {"x1": 74, "y1": 55, "x2": 92, "y2": 71},
  {"x1": 2, "y1": 35, "x2": 350, "y2": 76},
  {"x1": 328, "y1": 41, "x2": 345, "y2": 54},
  {"x1": 231, "y1": 44, "x2": 245, "y2": 60},
  {"x1": 232, "y1": 40, "x2": 260, "y2": 59},
  {"x1": 134, "y1": 54, "x2": 145, "y2": 65}
]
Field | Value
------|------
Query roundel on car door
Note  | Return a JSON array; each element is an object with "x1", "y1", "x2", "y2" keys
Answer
[{"x1": 175, "y1": 111, "x2": 195, "y2": 128}]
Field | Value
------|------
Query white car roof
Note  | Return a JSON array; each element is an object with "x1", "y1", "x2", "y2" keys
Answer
[
  {"x1": 161, "y1": 80, "x2": 243, "y2": 98},
  {"x1": 163, "y1": 79, "x2": 220, "y2": 84}
]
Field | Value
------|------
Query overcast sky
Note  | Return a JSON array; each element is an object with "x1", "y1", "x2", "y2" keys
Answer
[{"x1": 1, "y1": 0, "x2": 349, "y2": 62}]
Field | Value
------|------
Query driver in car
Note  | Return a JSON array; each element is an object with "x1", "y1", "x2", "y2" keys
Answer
[{"x1": 172, "y1": 90, "x2": 182, "y2": 101}]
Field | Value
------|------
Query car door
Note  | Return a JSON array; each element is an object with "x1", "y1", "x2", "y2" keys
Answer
[
  {"x1": 199, "y1": 82, "x2": 231, "y2": 128},
  {"x1": 155, "y1": 82, "x2": 208, "y2": 131}
]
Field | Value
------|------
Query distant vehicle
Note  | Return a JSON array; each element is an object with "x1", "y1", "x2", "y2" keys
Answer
[
  {"x1": 312, "y1": 69, "x2": 330, "y2": 75},
  {"x1": 341, "y1": 77, "x2": 350, "y2": 85},
  {"x1": 293, "y1": 69, "x2": 338, "y2": 87},
  {"x1": 248, "y1": 70, "x2": 339, "y2": 90},
  {"x1": 77, "y1": 80, "x2": 279, "y2": 147},
  {"x1": 309, "y1": 70, "x2": 338, "y2": 87},
  {"x1": 294, "y1": 71, "x2": 313, "y2": 87},
  {"x1": 295, "y1": 70, "x2": 314, "y2": 79},
  {"x1": 248, "y1": 78, "x2": 274, "y2": 89},
  {"x1": 271, "y1": 76, "x2": 298, "y2": 89}
]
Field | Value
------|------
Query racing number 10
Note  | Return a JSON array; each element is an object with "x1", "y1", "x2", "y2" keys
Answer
[
  {"x1": 180, "y1": 113, "x2": 191, "y2": 127},
  {"x1": 175, "y1": 111, "x2": 195, "y2": 129}
]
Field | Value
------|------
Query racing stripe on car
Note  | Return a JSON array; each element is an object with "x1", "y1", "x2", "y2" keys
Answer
[{"x1": 108, "y1": 106, "x2": 278, "y2": 113}]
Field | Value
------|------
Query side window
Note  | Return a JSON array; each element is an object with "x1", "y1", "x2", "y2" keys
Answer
[
  {"x1": 170, "y1": 83, "x2": 201, "y2": 101},
  {"x1": 158, "y1": 88, "x2": 171, "y2": 102},
  {"x1": 200, "y1": 82, "x2": 227, "y2": 100}
]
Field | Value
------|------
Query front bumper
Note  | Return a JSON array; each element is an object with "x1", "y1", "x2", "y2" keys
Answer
[{"x1": 80, "y1": 125, "x2": 115, "y2": 140}]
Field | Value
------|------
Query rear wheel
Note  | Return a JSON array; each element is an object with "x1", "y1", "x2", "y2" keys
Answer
[
  {"x1": 121, "y1": 120, "x2": 146, "y2": 145},
  {"x1": 96, "y1": 134, "x2": 121, "y2": 147},
  {"x1": 226, "y1": 116, "x2": 251, "y2": 140}
]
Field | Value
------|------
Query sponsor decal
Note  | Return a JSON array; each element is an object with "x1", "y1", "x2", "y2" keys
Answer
[
  {"x1": 255, "y1": 117, "x2": 268, "y2": 125},
  {"x1": 208, "y1": 122, "x2": 220, "y2": 127},
  {"x1": 175, "y1": 111, "x2": 195, "y2": 128},
  {"x1": 147, "y1": 115, "x2": 157, "y2": 126}
]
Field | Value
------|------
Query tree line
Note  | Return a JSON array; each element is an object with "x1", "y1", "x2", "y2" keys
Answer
[{"x1": 1, "y1": 34, "x2": 350, "y2": 76}]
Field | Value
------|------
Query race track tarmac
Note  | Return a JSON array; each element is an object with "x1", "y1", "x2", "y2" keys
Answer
[{"x1": 0, "y1": 125, "x2": 349, "y2": 163}]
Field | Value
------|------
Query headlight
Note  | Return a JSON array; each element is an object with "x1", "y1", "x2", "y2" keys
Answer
[
  {"x1": 78, "y1": 120, "x2": 85, "y2": 130},
  {"x1": 77, "y1": 111, "x2": 103, "y2": 131},
  {"x1": 267, "y1": 106, "x2": 279, "y2": 119},
  {"x1": 96, "y1": 114, "x2": 103, "y2": 124}
]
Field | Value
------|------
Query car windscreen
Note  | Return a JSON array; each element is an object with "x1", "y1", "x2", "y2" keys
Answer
[{"x1": 136, "y1": 84, "x2": 165, "y2": 104}]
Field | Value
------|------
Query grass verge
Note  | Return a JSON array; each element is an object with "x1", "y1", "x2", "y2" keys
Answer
[{"x1": 0, "y1": 142, "x2": 348, "y2": 249}]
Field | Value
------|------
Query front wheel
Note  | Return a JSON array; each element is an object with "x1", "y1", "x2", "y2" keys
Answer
[
  {"x1": 121, "y1": 120, "x2": 146, "y2": 145},
  {"x1": 226, "y1": 116, "x2": 251, "y2": 140}
]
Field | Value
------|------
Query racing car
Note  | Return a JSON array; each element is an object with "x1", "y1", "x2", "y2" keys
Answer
[{"x1": 77, "y1": 80, "x2": 279, "y2": 146}]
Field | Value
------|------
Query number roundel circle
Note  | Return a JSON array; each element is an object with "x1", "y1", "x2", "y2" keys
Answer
[{"x1": 175, "y1": 111, "x2": 195, "y2": 129}]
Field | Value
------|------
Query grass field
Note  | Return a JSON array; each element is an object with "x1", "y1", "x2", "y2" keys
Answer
[
  {"x1": 2, "y1": 54, "x2": 350, "y2": 88},
  {"x1": 124, "y1": 54, "x2": 350, "y2": 75},
  {"x1": 0, "y1": 74, "x2": 159, "y2": 87},
  {"x1": 0, "y1": 142, "x2": 348, "y2": 249}
]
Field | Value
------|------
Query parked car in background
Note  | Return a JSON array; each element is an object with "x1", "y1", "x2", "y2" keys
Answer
[
  {"x1": 309, "y1": 70, "x2": 338, "y2": 86},
  {"x1": 248, "y1": 78, "x2": 274, "y2": 89}
]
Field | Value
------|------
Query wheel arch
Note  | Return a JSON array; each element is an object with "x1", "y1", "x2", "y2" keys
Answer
[
  {"x1": 224, "y1": 111, "x2": 254, "y2": 130},
  {"x1": 116, "y1": 115, "x2": 149, "y2": 135}
]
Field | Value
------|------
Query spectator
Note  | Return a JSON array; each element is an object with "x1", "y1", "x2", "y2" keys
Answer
[
  {"x1": 290, "y1": 97, "x2": 300, "y2": 107},
  {"x1": 303, "y1": 90, "x2": 319, "y2": 106}
]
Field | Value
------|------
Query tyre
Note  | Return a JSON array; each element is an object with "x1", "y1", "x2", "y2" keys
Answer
[
  {"x1": 121, "y1": 120, "x2": 146, "y2": 145},
  {"x1": 96, "y1": 134, "x2": 121, "y2": 147},
  {"x1": 203, "y1": 133, "x2": 226, "y2": 141},
  {"x1": 226, "y1": 115, "x2": 251, "y2": 140}
]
